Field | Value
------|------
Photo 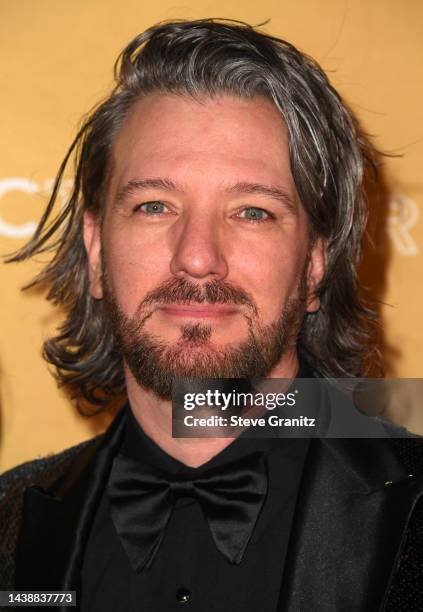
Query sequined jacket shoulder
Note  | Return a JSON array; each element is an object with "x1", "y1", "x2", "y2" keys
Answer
[{"x1": 0, "y1": 438, "x2": 98, "y2": 590}]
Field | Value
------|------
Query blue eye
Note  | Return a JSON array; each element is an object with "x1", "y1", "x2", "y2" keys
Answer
[
  {"x1": 240, "y1": 207, "x2": 270, "y2": 221},
  {"x1": 137, "y1": 201, "x2": 167, "y2": 214}
]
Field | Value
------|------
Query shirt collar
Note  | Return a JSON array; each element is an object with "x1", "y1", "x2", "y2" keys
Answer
[{"x1": 121, "y1": 404, "x2": 278, "y2": 477}]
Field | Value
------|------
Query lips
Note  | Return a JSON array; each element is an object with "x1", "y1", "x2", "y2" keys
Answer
[{"x1": 159, "y1": 304, "x2": 239, "y2": 318}]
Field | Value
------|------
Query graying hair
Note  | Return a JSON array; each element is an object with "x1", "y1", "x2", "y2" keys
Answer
[{"x1": 7, "y1": 19, "x2": 381, "y2": 409}]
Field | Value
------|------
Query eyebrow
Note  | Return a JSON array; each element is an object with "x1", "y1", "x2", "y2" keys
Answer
[
  {"x1": 114, "y1": 178, "x2": 177, "y2": 204},
  {"x1": 114, "y1": 177, "x2": 298, "y2": 212},
  {"x1": 226, "y1": 181, "x2": 298, "y2": 213}
]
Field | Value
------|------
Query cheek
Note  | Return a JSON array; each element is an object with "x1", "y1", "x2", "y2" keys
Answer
[
  {"x1": 102, "y1": 228, "x2": 170, "y2": 316},
  {"x1": 233, "y1": 238, "x2": 307, "y2": 317}
]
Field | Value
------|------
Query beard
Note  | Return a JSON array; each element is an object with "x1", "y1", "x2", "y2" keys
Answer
[{"x1": 103, "y1": 275, "x2": 308, "y2": 400}]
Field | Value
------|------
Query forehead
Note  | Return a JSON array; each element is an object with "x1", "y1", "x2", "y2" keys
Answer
[{"x1": 108, "y1": 92, "x2": 297, "y2": 200}]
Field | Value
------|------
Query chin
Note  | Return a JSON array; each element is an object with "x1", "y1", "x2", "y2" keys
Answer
[{"x1": 171, "y1": 341, "x2": 223, "y2": 362}]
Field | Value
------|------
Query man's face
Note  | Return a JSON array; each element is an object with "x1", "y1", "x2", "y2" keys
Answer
[{"x1": 84, "y1": 93, "x2": 325, "y2": 398}]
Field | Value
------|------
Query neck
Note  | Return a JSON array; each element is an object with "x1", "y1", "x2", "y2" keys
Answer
[{"x1": 125, "y1": 350, "x2": 300, "y2": 468}]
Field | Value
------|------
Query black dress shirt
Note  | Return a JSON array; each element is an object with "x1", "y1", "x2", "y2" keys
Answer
[{"x1": 81, "y1": 401, "x2": 310, "y2": 612}]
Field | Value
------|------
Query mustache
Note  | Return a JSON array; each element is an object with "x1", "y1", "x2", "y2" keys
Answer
[{"x1": 139, "y1": 278, "x2": 258, "y2": 315}]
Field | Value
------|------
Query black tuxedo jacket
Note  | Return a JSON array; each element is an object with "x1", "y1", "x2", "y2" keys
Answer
[{"x1": 1, "y1": 407, "x2": 423, "y2": 611}]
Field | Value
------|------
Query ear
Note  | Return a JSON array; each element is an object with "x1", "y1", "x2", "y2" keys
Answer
[
  {"x1": 306, "y1": 237, "x2": 326, "y2": 313},
  {"x1": 83, "y1": 211, "x2": 103, "y2": 299}
]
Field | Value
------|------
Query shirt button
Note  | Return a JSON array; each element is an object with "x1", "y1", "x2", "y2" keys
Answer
[{"x1": 176, "y1": 588, "x2": 192, "y2": 604}]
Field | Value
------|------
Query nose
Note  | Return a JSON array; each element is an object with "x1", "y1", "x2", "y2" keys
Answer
[{"x1": 169, "y1": 213, "x2": 229, "y2": 281}]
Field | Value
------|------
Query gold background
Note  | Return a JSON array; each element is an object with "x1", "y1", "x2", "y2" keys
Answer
[{"x1": 1, "y1": 0, "x2": 422, "y2": 471}]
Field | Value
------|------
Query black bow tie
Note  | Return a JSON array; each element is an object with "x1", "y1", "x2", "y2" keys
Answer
[{"x1": 108, "y1": 451, "x2": 268, "y2": 572}]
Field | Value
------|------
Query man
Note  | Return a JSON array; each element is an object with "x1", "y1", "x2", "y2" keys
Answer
[{"x1": 1, "y1": 19, "x2": 422, "y2": 611}]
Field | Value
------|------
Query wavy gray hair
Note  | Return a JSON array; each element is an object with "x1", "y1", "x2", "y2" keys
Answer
[{"x1": 7, "y1": 19, "x2": 381, "y2": 409}]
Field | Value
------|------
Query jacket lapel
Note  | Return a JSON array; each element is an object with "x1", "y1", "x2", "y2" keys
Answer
[
  {"x1": 14, "y1": 408, "x2": 127, "y2": 605},
  {"x1": 278, "y1": 437, "x2": 423, "y2": 611}
]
